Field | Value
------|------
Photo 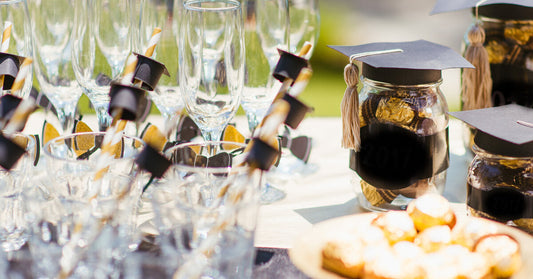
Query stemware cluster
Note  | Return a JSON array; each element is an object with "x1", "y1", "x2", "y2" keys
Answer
[{"x1": 0, "y1": 0, "x2": 318, "y2": 277}]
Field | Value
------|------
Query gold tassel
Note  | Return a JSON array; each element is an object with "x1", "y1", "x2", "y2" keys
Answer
[
  {"x1": 341, "y1": 62, "x2": 360, "y2": 150},
  {"x1": 462, "y1": 23, "x2": 493, "y2": 111}
]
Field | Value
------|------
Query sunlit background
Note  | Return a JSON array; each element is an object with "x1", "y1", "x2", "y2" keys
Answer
[{"x1": 76, "y1": 0, "x2": 474, "y2": 116}]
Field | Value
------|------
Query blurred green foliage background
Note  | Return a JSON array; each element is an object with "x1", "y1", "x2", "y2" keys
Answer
[{"x1": 76, "y1": 0, "x2": 473, "y2": 117}]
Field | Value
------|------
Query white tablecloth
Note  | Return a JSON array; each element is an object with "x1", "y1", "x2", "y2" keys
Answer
[{"x1": 23, "y1": 113, "x2": 471, "y2": 249}]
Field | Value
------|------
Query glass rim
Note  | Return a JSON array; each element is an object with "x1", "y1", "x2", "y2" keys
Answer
[
  {"x1": 164, "y1": 140, "x2": 250, "y2": 173},
  {"x1": 43, "y1": 131, "x2": 145, "y2": 162},
  {"x1": 184, "y1": 0, "x2": 240, "y2": 12}
]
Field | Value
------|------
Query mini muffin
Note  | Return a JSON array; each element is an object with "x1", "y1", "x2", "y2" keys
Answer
[
  {"x1": 414, "y1": 225, "x2": 452, "y2": 253},
  {"x1": 372, "y1": 211, "x2": 417, "y2": 245},
  {"x1": 474, "y1": 234, "x2": 522, "y2": 278},
  {"x1": 451, "y1": 217, "x2": 498, "y2": 250},
  {"x1": 406, "y1": 193, "x2": 456, "y2": 232},
  {"x1": 321, "y1": 234, "x2": 365, "y2": 278}
]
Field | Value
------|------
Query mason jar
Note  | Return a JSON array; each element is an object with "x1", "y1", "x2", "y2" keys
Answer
[
  {"x1": 352, "y1": 64, "x2": 450, "y2": 211},
  {"x1": 461, "y1": 5, "x2": 533, "y2": 150},
  {"x1": 467, "y1": 142, "x2": 533, "y2": 233}
]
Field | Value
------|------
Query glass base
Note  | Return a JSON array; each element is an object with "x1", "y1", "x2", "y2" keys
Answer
[{"x1": 260, "y1": 183, "x2": 286, "y2": 204}]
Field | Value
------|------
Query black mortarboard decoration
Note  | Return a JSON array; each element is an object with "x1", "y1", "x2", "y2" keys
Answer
[
  {"x1": 175, "y1": 115, "x2": 201, "y2": 142},
  {"x1": 0, "y1": 93, "x2": 22, "y2": 121},
  {"x1": 168, "y1": 146, "x2": 233, "y2": 168},
  {"x1": 329, "y1": 40, "x2": 473, "y2": 150},
  {"x1": 108, "y1": 83, "x2": 147, "y2": 121},
  {"x1": 449, "y1": 104, "x2": 533, "y2": 157},
  {"x1": 29, "y1": 87, "x2": 59, "y2": 120},
  {"x1": 245, "y1": 138, "x2": 280, "y2": 171},
  {"x1": 132, "y1": 53, "x2": 170, "y2": 91},
  {"x1": 0, "y1": 133, "x2": 26, "y2": 171},
  {"x1": 0, "y1": 53, "x2": 24, "y2": 90},
  {"x1": 282, "y1": 94, "x2": 313, "y2": 129},
  {"x1": 273, "y1": 49, "x2": 309, "y2": 82},
  {"x1": 450, "y1": 104, "x2": 533, "y2": 222},
  {"x1": 135, "y1": 145, "x2": 172, "y2": 179}
]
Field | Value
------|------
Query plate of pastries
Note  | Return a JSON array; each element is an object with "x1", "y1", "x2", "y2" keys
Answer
[{"x1": 289, "y1": 193, "x2": 533, "y2": 279}]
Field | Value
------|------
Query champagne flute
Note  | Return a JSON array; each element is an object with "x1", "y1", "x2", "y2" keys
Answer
[
  {"x1": 137, "y1": 0, "x2": 184, "y2": 134},
  {"x1": 288, "y1": 0, "x2": 319, "y2": 56},
  {"x1": 241, "y1": 0, "x2": 289, "y2": 132},
  {"x1": 0, "y1": 0, "x2": 32, "y2": 98},
  {"x1": 179, "y1": 0, "x2": 245, "y2": 142},
  {"x1": 72, "y1": 0, "x2": 134, "y2": 131},
  {"x1": 29, "y1": 0, "x2": 81, "y2": 133}
]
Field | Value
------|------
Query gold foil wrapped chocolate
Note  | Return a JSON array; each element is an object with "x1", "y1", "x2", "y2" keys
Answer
[
  {"x1": 504, "y1": 25, "x2": 532, "y2": 45},
  {"x1": 360, "y1": 180, "x2": 398, "y2": 207},
  {"x1": 375, "y1": 97, "x2": 415, "y2": 126},
  {"x1": 485, "y1": 40, "x2": 508, "y2": 64}
]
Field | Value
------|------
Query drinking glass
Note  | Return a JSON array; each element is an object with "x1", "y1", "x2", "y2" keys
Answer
[
  {"x1": 0, "y1": 133, "x2": 36, "y2": 252},
  {"x1": 288, "y1": 0, "x2": 319, "y2": 56},
  {"x1": 179, "y1": 0, "x2": 245, "y2": 142},
  {"x1": 0, "y1": 0, "x2": 32, "y2": 98},
  {"x1": 72, "y1": 0, "x2": 135, "y2": 131},
  {"x1": 29, "y1": 0, "x2": 82, "y2": 133},
  {"x1": 137, "y1": 0, "x2": 184, "y2": 134},
  {"x1": 151, "y1": 141, "x2": 261, "y2": 278},
  {"x1": 36, "y1": 132, "x2": 144, "y2": 277},
  {"x1": 241, "y1": 0, "x2": 289, "y2": 132}
]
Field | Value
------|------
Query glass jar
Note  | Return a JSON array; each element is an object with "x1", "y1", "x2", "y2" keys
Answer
[
  {"x1": 461, "y1": 5, "x2": 533, "y2": 151},
  {"x1": 352, "y1": 66, "x2": 449, "y2": 211},
  {"x1": 467, "y1": 143, "x2": 533, "y2": 233},
  {"x1": 462, "y1": 5, "x2": 533, "y2": 108}
]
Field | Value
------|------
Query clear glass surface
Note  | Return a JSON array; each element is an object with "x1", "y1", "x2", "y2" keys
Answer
[
  {"x1": 179, "y1": 0, "x2": 245, "y2": 142},
  {"x1": 288, "y1": 0, "x2": 319, "y2": 55},
  {"x1": 0, "y1": 0, "x2": 33, "y2": 98},
  {"x1": 137, "y1": 0, "x2": 184, "y2": 134},
  {"x1": 150, "y1": 141, "x2": 261, "y2": 278},
  {"x1": 37, "y1": 132, "x2": 145, "y2": 277},
  {"x1": 72, "y1": 0, "x2": 134, "y2": 131},
  {"x1": 29, "y1": 0, "x2": 81, "y2": 133},
  {"x1": 240, "y1": 0, "x2": 288, "y2": 133},
  {"x1": 0, "y1": 133, "x2": 36, "y2": 252}
]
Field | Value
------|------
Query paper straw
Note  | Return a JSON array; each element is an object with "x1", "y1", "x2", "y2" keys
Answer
[
  {"x1": 144, "y1": 27, "x2": 162, "y2": 58},
  {"x1": 1, "y1": 21, "x2": 12, "y2": 53},
  {"x1": 298, "y1": 41, "x2": 312, "y2": 58},
  {"x1": 288, "y1": 68, "x2": 313, "y2": 98},
  {"x1": 10, "y1": 57, "x2": 32, "y2": 94},
  {"x1": 121, "y1": 54, "x2": 138, "y2": 85}
]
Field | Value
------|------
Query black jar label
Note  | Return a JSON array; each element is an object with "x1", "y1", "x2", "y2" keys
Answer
[
  {"x1": 350, "y1": 123, "x2": 449, "y2": 190},
  {"x1": 467, "y1": 183, "x2": 533, "y2": 220}
]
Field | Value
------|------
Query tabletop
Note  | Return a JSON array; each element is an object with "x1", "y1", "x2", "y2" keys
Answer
[{"x1": 23, "y1": 113, "x2": 472, "y2": 250}]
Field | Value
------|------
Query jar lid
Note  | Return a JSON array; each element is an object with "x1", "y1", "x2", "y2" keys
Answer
[
  {"x1": 449, "y1": 104, "x2": 533, "y2": 157},
  {"x1": 431, "y1": 0, "x2": 533, "y2": 16},
  {"x1": 330, "y1": 40, "x2": 473, "y2": 85},
  {"x1": 477, "y1": 4, "x2": 533, "y2": 20}
]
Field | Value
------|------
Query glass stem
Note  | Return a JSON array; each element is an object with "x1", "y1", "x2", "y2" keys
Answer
[
  {"x1": 57, "y1": 104, "x2": 78, "y2": 134},
  {"x1": 246, "y1": 110, "x2": 260, "y2": 134},
  {"x1": 95, "y1": 104, "x2": 112, "y2": 131}
]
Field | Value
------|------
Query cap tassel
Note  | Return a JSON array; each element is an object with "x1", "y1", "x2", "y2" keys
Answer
[
  {"x1": 462, "y1": 23, "x2": 493, "y2": 111},
  {"x1": 341, "y1": 62, "x2": 360, "y2": 150}
]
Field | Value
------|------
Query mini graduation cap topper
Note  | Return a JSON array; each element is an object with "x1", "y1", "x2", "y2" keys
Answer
[
  {"x1": 449, "y1": 104, "x2": 533, "y2": 157},
  {"x1": 135, "y1": 144, "x2": 172, "y2": 179},
  {"x1": 132, "y1": 52, "x2": 170, "y2": 91},
  {"x1": 0, "y1": 133, "x2": 26, "y2": 171},
  {"x1": 273, "y1": 49, "x2": 309, "y2": 82},
  {"x1": 0, "y1": 53, "x2": 24, "y2": 90},
  {"x1": 108, "y1": 82, "x2": 148, "y2": 122},
  {"x1": 329, "y1": 39, "x2": 473, "y2": 150}
]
